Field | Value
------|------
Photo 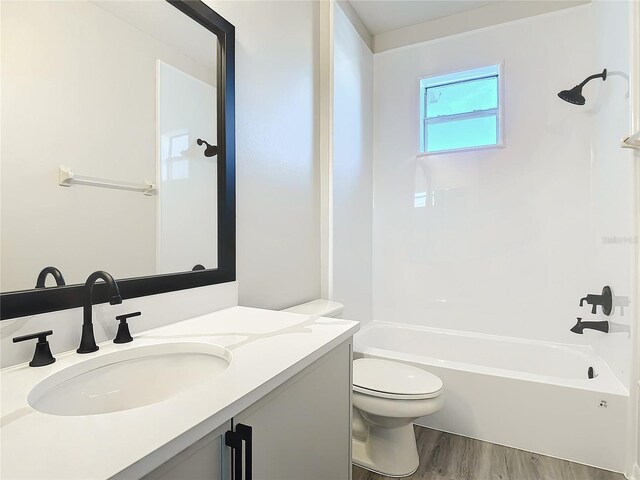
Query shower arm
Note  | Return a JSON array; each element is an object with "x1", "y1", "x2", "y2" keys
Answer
[{"x1": 577, "y1": 70, "x2": 607, "y2": 88}]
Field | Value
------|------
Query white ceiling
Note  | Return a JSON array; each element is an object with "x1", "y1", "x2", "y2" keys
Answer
[{"x1": 348, "y1": 0, "x2": 501, "y2": 35}]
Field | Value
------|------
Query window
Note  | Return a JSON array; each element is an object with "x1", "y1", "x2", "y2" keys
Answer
[{"x1": 420, "y1": 65, "x2": 502, "y2": 154}]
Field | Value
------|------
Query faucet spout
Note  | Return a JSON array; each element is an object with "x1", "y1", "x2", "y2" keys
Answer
[
  {"x1": 570, "y1": 317, "x2": 609, "y2": 335},
  {"x1": 78, "y1": 271, "x2": 122, "y2": 354},
  {"x1": 35, "y1": 266, "x2": 66, "y2": 288}
]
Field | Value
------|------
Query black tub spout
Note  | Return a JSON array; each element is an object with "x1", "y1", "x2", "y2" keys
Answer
[{"x1": 570, "y1": 317, "x2": 609, "y2": 334}]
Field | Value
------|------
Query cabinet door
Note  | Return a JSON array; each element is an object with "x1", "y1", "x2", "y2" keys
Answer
[
  {"x1": 231, "y1": 340, "x2": 352, "y2": 480},
  {"x1": 142, "y1": 421, "x2": 231, "y2": 480}
]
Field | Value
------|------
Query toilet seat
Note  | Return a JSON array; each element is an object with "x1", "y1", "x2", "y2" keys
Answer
[
  {"x1": 353, "y1": 385, "x2": 441, "y2": 400},
  {"x1": 353, "y1": 358, "x2": 443, "y2": 400}
]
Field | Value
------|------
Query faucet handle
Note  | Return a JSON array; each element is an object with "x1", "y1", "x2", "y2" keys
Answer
[
  {"x1": 13, "y1": 330, "x2": 56, "y2": 367},
  {"x1": 114, "y1": 312, "x2": 141, "y2": 344}
]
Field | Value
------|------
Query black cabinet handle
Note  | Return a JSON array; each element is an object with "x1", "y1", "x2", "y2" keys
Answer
[
  {"x1": 236, "y1": 424, "x2": 252, "y2": 480},
  {"x1": 225, "y1": 423, "x2": 252, "y2": 480},
  {"x1": 225, "y1": 429, "x2": 242, "y2": 480}
]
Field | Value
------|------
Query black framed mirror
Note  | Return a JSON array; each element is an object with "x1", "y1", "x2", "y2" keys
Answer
[{"x1": 0, "y1": 0, "x2": 235, "y2": 320}]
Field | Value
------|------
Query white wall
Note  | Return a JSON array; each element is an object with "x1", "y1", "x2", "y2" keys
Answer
[
  {"x1": 331, "y1": 4, "x2": 373, "y2": 322},
  {"x1": 157, "y1": 62, "x2": 218, "y2": 273},
  {"x1": 372, "y1": 6, "x2": 628, "y2": 351},
  {"x1": 207, "y1": 1, "x2": 322, "y2": 311},
  {"x1": 336, "y1": 0, "x2": 373, "y2": 52},
  {"x1": 589, "y1": 0, "x2": 636, "y2": 392},
  {"x1": 0, "y1": 1, "x2": 215, "y2": 291},
  {"x1": 628, "y1": 1, "x2": 640, "y2": 476},
  {"x1": 372, "y1": 3, "x2": 637, "y2": 389}
]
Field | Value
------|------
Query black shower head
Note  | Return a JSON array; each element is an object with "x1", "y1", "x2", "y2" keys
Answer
[
  {"x1": 558, "y1": 85, "x2": 586, "y2": 105},
  {"x1": 197, "y1": 138, "x2": 218, "y2": 157},
  {"x1": 558, "y1": 69, "x2": 607, "y2": 106}
]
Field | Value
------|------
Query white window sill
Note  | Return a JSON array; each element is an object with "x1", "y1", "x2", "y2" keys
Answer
[{"x1": 416, "y1": 142, "x2": 505, "y2": 158}]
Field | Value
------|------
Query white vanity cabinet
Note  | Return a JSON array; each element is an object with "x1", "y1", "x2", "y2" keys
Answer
[
  {"x1": 143, "y1": 423, "x2": 231, "y2": 480},
  {"x1": 143, "y1": 340, "x2": 353, "y2": 480}
]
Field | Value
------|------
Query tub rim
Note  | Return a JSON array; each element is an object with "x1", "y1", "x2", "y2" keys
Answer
[{"x1": 354, "y1": 321, "x2": 629, "y2": 396}]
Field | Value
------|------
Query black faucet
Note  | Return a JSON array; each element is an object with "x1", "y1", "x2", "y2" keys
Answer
[
  {"x1": 35, "y1": 266, "x2": 66, "y2": 288},
  {"x1": 579, "y1": 286, "x2": 613, "y2": 315},
  {"x1": 78, "y1": 271, "x2": 122, "y2": 354},
  {"x1": 570, "y1": 317, "x2": 609, "y2": 334}
]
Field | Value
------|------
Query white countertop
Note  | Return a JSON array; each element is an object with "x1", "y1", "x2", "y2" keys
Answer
[{"x1": 0, "y1": 306, "x2": 359, "y2": 480}]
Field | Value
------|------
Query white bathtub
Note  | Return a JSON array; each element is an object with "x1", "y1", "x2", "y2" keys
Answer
[{"x1": 354, "y1": 321, "x2": 628, "y2": 472}]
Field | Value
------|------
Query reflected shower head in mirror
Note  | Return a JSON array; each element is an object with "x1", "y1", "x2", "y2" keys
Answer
[
  {"x1": 558, "y1": 69, "x2": 607, "y2": 105},
  {"x1": 197, "y1": 138, "x2": 218, "y2": 157}
]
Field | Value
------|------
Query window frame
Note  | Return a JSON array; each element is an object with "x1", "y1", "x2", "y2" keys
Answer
[{"x1": 418, "y1": 64, "x2": 504, "y2": 156}]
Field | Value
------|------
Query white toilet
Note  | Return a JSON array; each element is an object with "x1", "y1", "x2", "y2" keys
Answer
[
  {"x1": 352, "y1": 358, "x2": 443, "y2": 477},
  {"x1": 283, "y1": 300, "x2": 444, "y2": 477}
]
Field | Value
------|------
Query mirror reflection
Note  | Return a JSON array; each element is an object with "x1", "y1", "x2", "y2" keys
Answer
[{"x1": 1, "y1": 0, "x2": 219, "y2": 293}]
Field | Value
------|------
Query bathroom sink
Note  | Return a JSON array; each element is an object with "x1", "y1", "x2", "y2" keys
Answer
[{"x1": 28, "y1": 342, "x2": 232, "y2": 416}]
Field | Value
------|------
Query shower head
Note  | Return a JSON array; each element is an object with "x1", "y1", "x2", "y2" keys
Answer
[
  {"x1": 558, "y1": 85, "x2": 586, "y2": 105},
  {"x1": 558, "y1": 69, "x2": 607, "y2": 105},
  {"x1": 197, "y1": 138, "x2": 218, "y2": 157}
]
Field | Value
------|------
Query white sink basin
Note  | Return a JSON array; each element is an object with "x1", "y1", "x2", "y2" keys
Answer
[{"x1": 28, "y1": 342, "x2": 232, "y2": 416}]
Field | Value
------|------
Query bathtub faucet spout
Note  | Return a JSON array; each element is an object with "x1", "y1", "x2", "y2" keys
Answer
[{"x1": 570, "y1": 317, "x2": 609, "y2": 334}]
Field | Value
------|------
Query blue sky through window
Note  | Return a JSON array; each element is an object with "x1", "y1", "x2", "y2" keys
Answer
[
  {"x1": 426, "y1": 77, "x2": 497, "y2": 118},
  {"x1": 427, "y1": 115, "x2": 497, "y2": 152},
  {"x1": 420, "y1": 65, "x2": 501, "y2": 153}
]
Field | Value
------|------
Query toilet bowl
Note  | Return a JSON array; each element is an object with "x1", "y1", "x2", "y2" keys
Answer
[
  {"x1": 352, "y1": 358, "x2": 444, "y2": 477},
  {"x1": 281, "y1": 300, "x2": 444, "y2": 477}
]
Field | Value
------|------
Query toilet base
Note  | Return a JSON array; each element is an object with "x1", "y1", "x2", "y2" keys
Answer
[
  {"x1": 352, "y1": 421, "x2": 420, "y2": 477},
  {"x1": 353, "y1": 458, "x2": 418, "y2": 479}
]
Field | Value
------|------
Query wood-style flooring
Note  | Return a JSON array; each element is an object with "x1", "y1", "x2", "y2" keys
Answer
[{"x1": 352, "y1": 426, "x2": 624, "y2": 480}]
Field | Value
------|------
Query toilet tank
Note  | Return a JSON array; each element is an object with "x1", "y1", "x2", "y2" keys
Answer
[{"x1": 282, "y1": 299, "x2": 344, "y2": 318}]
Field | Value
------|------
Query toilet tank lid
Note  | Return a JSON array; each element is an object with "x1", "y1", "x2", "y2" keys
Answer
[
  {"x1": 282, "y1": 299, "x2": 344, "y2": 317},
  {"x1": 353, "y1": 358, "x2": 443, "y2": 396}
]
